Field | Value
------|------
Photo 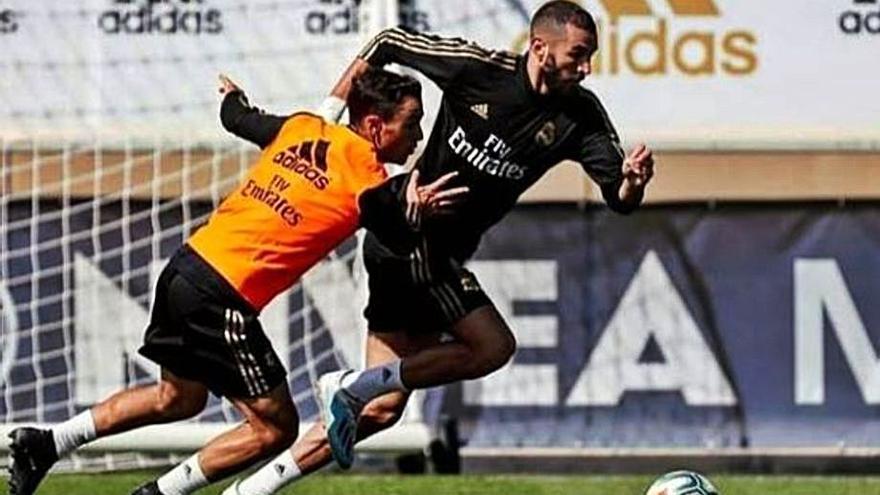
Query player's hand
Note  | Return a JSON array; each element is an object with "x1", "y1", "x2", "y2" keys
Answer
[
  {"x1": 405, "y1": 170, "x2": 469, "y2": 230},
  {"x1": 218, "y1": 73, "x2": 241, "y2": 96},
  {"x1": 622, "y1": 144, "x2": 654, "y2": 189}
]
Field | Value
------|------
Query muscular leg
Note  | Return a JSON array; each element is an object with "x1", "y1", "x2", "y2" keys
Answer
[
  {"x1": 92, "y1": 369, "x2": 209, "y2": 437},
  {"x1": 141, "y1": 383, "x2": 298, "y2": 495},
  {"x1": 339, "y1": 306, "x2": 516, "y2": 406},
  {"x1": 295, "y1": 330, "x2": 439, "y2": 473},
  {"x1": 227, "y1": 330, "x2": 439, "y2": 495},
  {"x1": 318, "y1": 305, "x2": 516, "y2": 472},
  {"x1": 8, "y1": 370, "x2": 209, "y2": 495},
  {"x1": 198, "y1": 383, "x2": 299, "y2": 480},
  {"x1": 399, "y1": 305, "x2": 516, "y2": 388}
]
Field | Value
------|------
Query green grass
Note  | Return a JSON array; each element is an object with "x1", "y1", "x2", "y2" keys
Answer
[{"x1": 28, "y1": 473, "x2": 880, "y2": 495}]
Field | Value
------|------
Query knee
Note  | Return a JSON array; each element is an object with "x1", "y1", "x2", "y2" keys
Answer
[
  {"x1": 253, "y1": 423, "x2": 297, "y2": 456},
  {"x1": 360, "y1": 393, "x2": 408, "y2": 430},
  {"x1": 154, "y1": 383, "x2": 207, "y2": 420},
  {"x1": 251, "y1": 418, "x2": 298, "y2": 457},
  {"x1": 468, "y1": 330, "x2": 516, "y2": 378},
  {"x1": 252, "y1": 404, "x2": 299, "y2": 456}
]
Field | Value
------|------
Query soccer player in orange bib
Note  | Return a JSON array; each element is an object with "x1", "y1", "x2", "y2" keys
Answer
[{"x1": 7, "y1": 68, "x2": 466, "y2": 495}]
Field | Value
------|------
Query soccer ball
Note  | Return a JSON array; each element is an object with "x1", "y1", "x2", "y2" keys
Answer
[{"x1": 645, "y1": 470, "x2": 719, "y2": 495}]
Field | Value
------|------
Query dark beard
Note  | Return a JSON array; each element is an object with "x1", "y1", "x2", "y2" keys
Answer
[{"x1": 543, "y1": 61, "x2": 579, "y2": 95}]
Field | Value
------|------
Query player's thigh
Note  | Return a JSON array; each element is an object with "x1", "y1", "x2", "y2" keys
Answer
[{"x1": 158, "y1": 368, "x2": 209, "y2": 408}]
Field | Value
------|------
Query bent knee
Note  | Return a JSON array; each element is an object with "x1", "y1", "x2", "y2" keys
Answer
[
  {"x1": 254, "y1": 403, "x2": 299, "y2": 451},
  {"x1": 252, "y1": 422, "x2": 298, "y2": 456},
  {"x1": 471, "y1": 330, "x2": 516, "y2": 376}
]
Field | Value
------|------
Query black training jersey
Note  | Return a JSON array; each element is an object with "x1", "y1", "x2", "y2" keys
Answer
[{"x1": 361, "y1": 27, "x2": 628, "y2": 261}]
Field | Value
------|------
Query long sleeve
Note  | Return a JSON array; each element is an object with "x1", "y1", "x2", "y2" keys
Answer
[
  {"x1": 358, "y1": 27, "x2": 517, "y2": 91},
  {"x1": 220, "y1": 90, "x2": 287, "y2": 149},
  {"x1": 571, "y1": 90, "x2": 636, "y2": 214}
]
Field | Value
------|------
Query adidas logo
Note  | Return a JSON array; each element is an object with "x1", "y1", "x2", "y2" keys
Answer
[
  {"x1": 184, "y1": 464, "x2": 193, "y2": 478},
  {"x1": 839, "y1": 0, "x2": 880, "y2": 35},
  {"x1": 600, "y1": 0, "x2": 719, "y2": 18},
  {"x1": 513, "y1": 0, "x2": 758, "y2": 77},
  {"x1": 275, "y1": 463, "x2": 286, "y2": 476},
  {"x1": 470, "y1": 103, "x2": 489, "y2": 120},
  {"x1": 592, "y1": 0, "x2": 757, "y2": 77},
  {"x1": 272, "y1": 139, "x2": 332, "y2": 191}
]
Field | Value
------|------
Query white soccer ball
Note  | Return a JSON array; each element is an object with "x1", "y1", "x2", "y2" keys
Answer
[{"x1": 645, "y1": 470, "x2": 720, "y2": 495}]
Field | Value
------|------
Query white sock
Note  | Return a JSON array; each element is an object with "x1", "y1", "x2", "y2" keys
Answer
[
  {"x1": 52, "y1": 410, "x2": 97, "y2": 457},
  {"x1": 228, "y1": 450, "x2": 302, "y2": 495},
  {"x1": 341, "y1": 360, "x2": 406, "y2": 402},
  {"x1": 157, "y1": 454, "x2": 209, "y2": 495}
]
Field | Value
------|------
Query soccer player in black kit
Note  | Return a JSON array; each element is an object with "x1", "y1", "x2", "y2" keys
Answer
[{"x1": 223, "y1": 2, "x2": 655, "y2": 492}]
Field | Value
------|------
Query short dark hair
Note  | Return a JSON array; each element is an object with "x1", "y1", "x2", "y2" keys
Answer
[
  {"x1": 530, "y1": 1, "x2": 597, "y2": 37},
  {"x1": 347, "y1": 67, "x2": 422, "y2": 123}
]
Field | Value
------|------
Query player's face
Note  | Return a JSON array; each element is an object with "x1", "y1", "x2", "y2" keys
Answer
[
  {"x1": 375, "y1": 96, "x2": 424, "y2": 164},
  {"x1": 543, "y1": 23, "x2": 596, "y2": 93}
]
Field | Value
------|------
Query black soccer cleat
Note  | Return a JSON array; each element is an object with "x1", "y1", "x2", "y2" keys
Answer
[
  {"x1": 130, "y1": 480, "x2": 163, "y2": 495},
  {"x1": 7, "y1": 427, "x2": 59, "y2": 495}
]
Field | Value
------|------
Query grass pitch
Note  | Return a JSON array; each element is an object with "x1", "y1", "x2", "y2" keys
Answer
[{"x1": 30, "y1": 473, "x2": 880, "y2": 494}]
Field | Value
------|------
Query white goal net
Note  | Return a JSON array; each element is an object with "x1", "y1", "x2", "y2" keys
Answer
[
  {"x1": 0, "y1": 134, "x2": 422, "y2": 470},
  {"x1": 0, "y1": 0, "x2": 523, "y2": 471}
]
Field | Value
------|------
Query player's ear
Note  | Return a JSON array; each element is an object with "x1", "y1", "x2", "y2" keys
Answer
[
  {"x1": 362, "y1": 114, "x2": 384, "y2": 147},
  {"x1": 530, "y1": 36, "x2": 548, "y2": 64}
]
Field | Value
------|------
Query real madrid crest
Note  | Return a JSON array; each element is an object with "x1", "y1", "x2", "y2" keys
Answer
[
  {"x1": 535, "y1": 120, "x2": 557, "y2": 147},
  {"x1": 460, "y1": 272, "x2": 481, "y2": 293}
]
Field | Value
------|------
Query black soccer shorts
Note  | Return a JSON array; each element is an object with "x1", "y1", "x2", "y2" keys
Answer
[
  {"x1": 138, "y1": 246, "x2": 286, "y2": 398},
  {"x1": 362, "y1": 232, "x2": 492, "y2": 333}
]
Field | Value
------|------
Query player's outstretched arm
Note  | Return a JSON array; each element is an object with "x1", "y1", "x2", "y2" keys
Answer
[{"x1": 218, "y1": 74, "x2": 287, "y2": 149}]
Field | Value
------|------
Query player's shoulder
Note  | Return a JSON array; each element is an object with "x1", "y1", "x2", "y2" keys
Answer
[
  {"x1": 283, "y1": 110, "x2": 323, "y2": 126},
  {"x1": 569, "y1": 86, "x2": 608, "y2": 112},
  {"x1": 564, "y1": 87, "x2": 616, "y2": 130},
  {"x1": 279, "y1": 111, "x2": 351, "y2": 139}
]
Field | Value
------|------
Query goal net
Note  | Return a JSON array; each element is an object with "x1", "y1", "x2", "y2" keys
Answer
[
  {"x1": 0, "y1": 138, "x2": 387, "y2": 471},
  {"x1": 0, "y1": 0, "x2": 512, "y2": 471}
]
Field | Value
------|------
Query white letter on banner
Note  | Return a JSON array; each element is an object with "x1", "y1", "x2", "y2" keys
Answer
[
  {"x1": 567, "y1": 251, "x2": 736, "y2": 406},
  {"x1": 74, "y1": 254, "x2": 156, "y2": 405},
  {"x1": 795, "y1": 259, "x2": 880, "y2": 405},
  {"x1": 463, "y1": 260, "x2": 558, "y2": 406}
]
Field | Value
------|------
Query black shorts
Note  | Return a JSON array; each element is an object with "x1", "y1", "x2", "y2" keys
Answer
[
  {"x1": 138, "y1": 246, "x2": 286, "y2": 398},
  {"x1": 363, "y1": 232, "x2": 492, "y2": 333}
]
